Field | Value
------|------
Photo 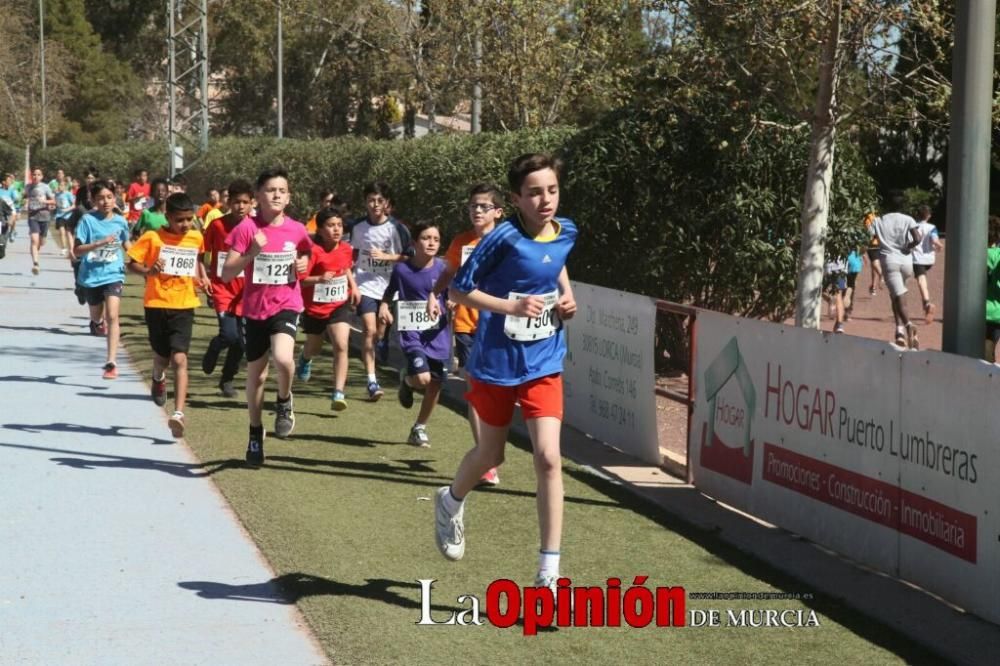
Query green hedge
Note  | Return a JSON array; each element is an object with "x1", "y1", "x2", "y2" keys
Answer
[
  {"x1": 8, "y1": 115, "x2": 875, "y2": 325},
  {"x1": 13, "y1": 129, "x2": 573, "y2": 243}
]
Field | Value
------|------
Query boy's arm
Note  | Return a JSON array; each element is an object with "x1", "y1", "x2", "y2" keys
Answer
[
  {"x1": 452, "y1": 288, "x2": 545, "y2": 318},
  {"x1": 221, "y1": 227, "x2": 265, "y2": 282},
  {"x1": 556, "y1": 266, "x2": 577, "y2": 320},
  {"x1": 73, "y1": 234, "x2": 116, "y2": 258},
  {"x1": 221, "y1": 248, "x2": 254, "y2": 283},
  {"x1": 426, "y1": 264, "x2": 457, "y2": 318},
  {"x1": 378, "y1": 271, "x2": 399, "y2": 325},
  {"x1": 347, "y1": 269, "x2": 361, "y2": 305},
  {"x1": 197, "y1": 253, "x2": 212, "y2": 292},
  {"x1": 932, "y1": 230, "x2": 944, "y2": 251}
]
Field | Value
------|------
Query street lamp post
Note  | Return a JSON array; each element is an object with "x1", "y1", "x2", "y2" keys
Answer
[
  {"x1": 277, "y1": 0, "x2": 283, "y2": 139},
  {"x1": 39, "y1": 0, "x2": 46, "y2": 149}
]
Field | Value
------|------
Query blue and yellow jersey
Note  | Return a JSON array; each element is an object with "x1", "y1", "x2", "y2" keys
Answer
[{"x1": 453, "y1": 215, "x2": 577, "y2": 386}]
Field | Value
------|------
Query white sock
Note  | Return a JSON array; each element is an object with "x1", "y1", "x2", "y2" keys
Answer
[
  {"x1": 442, "y1": 486, "x2": 464, "y2": 515},
  {"x1": 538, "y1": 550, "x2": 560, "y2": 578},
  {"x1": 367, "y1": 373, "x2": 377, "y2": 384}
]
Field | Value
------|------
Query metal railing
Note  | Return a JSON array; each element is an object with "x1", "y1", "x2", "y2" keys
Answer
[{"x1": 654, "y1": 299, "x2": 698, "y2": 482}]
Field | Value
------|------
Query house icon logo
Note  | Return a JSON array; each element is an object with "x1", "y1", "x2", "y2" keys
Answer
[{"x1": 699, "y1": 336, "x2": 755, "y2": 485}]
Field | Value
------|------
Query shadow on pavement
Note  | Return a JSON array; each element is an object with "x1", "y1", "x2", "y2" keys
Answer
[
  {"x1": 0, "y1": 323, "x2": 91, "y2": 336},
  {"x1": 178, "y1": 573, "x2": 460, "y2": 615},
  {"x1": 77, "y1": 392, "x2": 157, "y2": 402},
  {"x1": 2, "y1": 422, "x2": 174, "y2": 446},
  {"x1": 0, "y1": 374, "x2": 110, "y2": 390}
]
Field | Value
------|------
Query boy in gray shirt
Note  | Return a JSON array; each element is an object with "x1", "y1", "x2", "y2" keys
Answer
[{"x1": 871, "y1": 190, "x2": 921, "y2": 348}]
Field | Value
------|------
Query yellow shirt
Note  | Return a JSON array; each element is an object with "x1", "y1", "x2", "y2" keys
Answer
[
  {"x1": 127, "y1": 228, "x2": 205, "y2": 309},
  {"x1": 205, "y1": 207, "x2": 225, "y2": 226}
]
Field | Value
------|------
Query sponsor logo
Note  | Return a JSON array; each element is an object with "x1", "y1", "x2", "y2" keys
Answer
[{"x1": 700, "y1": 337, "x2": 755, "y2": 484}]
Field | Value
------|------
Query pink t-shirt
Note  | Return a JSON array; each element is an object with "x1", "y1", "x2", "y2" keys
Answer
[{"x1": 226, "y1": 214, "x2": 312, "y2": 320}]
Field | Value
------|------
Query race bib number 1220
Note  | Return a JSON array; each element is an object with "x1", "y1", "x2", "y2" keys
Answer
[{"x1": 253, "y1": 251, "x2": 296, "y2": 285}]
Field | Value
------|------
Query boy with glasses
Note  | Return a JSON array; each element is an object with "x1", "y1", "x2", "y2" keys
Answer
[{"x1": 427, "y1": 183, "x2": 505, "y2": 484}]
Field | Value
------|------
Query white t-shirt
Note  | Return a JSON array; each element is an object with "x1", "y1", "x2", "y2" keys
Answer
[
  {"x1": 872, "y1": 212, "x2": 918, "y2": 260},
  {"x1": 912, "y1": 221, "x2": 939, "y2": 265},
  {"x1": 348, "y1": 217, "x2": 411, "y2": 300}
]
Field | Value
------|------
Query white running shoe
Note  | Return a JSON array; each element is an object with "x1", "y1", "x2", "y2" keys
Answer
[
  {"x1": 408, "y1": 423, "x2": 430, "y2": 447},
  {"x1": 535, "y1": 573, "x2": 572, "y2": 613},
  {"x1": 168, "y1": 411, "x2": 185, "y2": 438},
  {"x1": 434, "y1": 486, "x2": 465, "y2": 561}
]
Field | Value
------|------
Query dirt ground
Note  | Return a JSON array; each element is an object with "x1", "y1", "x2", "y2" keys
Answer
[{"x1": 656, "y1": 242, "x2": 949, "y2": 469}]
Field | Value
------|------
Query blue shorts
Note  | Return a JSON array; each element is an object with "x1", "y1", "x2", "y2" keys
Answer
[
  {"x1": 406, "y1": 350, "x2": 447, "y2": 382},
  {"x1": 356, "y1": 295, "x2": 380, "y2": 317}
]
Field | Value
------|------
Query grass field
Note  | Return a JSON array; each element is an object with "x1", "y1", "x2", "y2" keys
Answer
[{"x1": 116, "y1": 282, "x2": 938, "y2": 664}]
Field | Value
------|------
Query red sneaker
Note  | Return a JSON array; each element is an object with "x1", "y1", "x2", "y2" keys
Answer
[
  {"x1": 479, "y1": 467, "x2": 500, "y2": 486},
  {"x1": 102, "y1": 363, "x2": 118, "y2": 380}
]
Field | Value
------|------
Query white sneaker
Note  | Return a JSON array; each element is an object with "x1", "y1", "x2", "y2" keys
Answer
[
  {"x1": 408, "y1": 423, "x2": 430, "y2": 447},
  {"x1": 535, "y1": 573, "x2": 572, "y2": 613},
  {"x1": 434, "y1": 487, "x2": 465, "y2": 560},
  {"x1": 168, "y1": 411, "x2": 185, "y2": 438}
]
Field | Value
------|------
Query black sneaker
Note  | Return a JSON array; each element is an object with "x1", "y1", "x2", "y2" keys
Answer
[
  {"x1": 274, "y1": 394, "x2": 295, "y2": 439},
  {"x1": 202, "y1": 337, "x2": 223, "y2": 375},
  {"x1": 151, "y1": 377, "x2": 167, "y2": 406},
  {"x1": 376, "y1": 337, "x2": 390, "y2": 365},
  {"x1": 219, "y1": 380, "x2": 238, "y2": 398},
  {"x1": 246, "y1": 429, "x2": 265, "y2": 465},
  {"x1": 397, "y1": 367, "x2": 414, "y2": 409}
]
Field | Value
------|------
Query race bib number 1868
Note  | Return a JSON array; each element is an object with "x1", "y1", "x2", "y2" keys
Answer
[{"x1": 160, "y1": 245, "x2": 199, "y2": 277}]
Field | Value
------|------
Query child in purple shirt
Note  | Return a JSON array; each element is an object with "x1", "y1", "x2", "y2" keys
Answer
[{"x1": 379, "y1": 222, "x2": 450, "y2": 447}]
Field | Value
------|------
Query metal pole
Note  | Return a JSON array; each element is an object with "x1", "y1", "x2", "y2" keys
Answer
[
  {"x1": 200, "y1": 0, "x2": 209, "y2": 152},
  {"x1": 471, "y1": 29, "x2": 482, "y2": 134},
  {"x1": 39, "y1": 0, "x2": 46, "y2": 149},
  {"x1": 277, "y1": 0, "x2": 283, "y2": 139},
  {"x1": 942, "y1": 1, "x2": 997, "y2": 357},
  {"x1": 168, "y1": 0, "x2": 177, "y2": 177}
]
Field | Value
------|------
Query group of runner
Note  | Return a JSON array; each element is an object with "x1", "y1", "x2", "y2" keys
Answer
[
  {"x1": 825, "y1": 190, "x2": 942, "y2": 348},
  {"x1": 15, "y1": 153, "x2": 577, "y2": 594}
]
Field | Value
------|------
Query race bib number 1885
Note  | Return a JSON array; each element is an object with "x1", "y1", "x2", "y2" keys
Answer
[{"x1": 397, "y1": 300, "x2": 441, "y2": 332}]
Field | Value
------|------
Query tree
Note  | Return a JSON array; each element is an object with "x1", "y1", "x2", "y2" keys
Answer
[
  {"x1": 664, "y1": 0, "x2": 950, "y2": 328},
  {"x1": 44, "y1": 0, "x2": 144, "y2": 144},
  {"x1": 0, "y1": 12, "x2": 72, "y2": 151}
]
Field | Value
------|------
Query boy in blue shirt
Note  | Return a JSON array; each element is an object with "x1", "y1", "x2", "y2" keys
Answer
[{"x1": 434, "y1": 154, "x2": 577, "y2": 595}]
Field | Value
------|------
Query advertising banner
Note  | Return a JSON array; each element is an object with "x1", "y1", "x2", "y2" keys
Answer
[
  {"x1": 689, "y1": 310, "x2": 999, "y2": 624},
  {"x1": 563, "y1": 282, "x2": 659, "y2": 465}
]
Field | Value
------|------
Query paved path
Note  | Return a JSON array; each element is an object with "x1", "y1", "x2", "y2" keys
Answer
[{"x1": 0, "y1": 242, "x2": 325, "y2": 664}]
